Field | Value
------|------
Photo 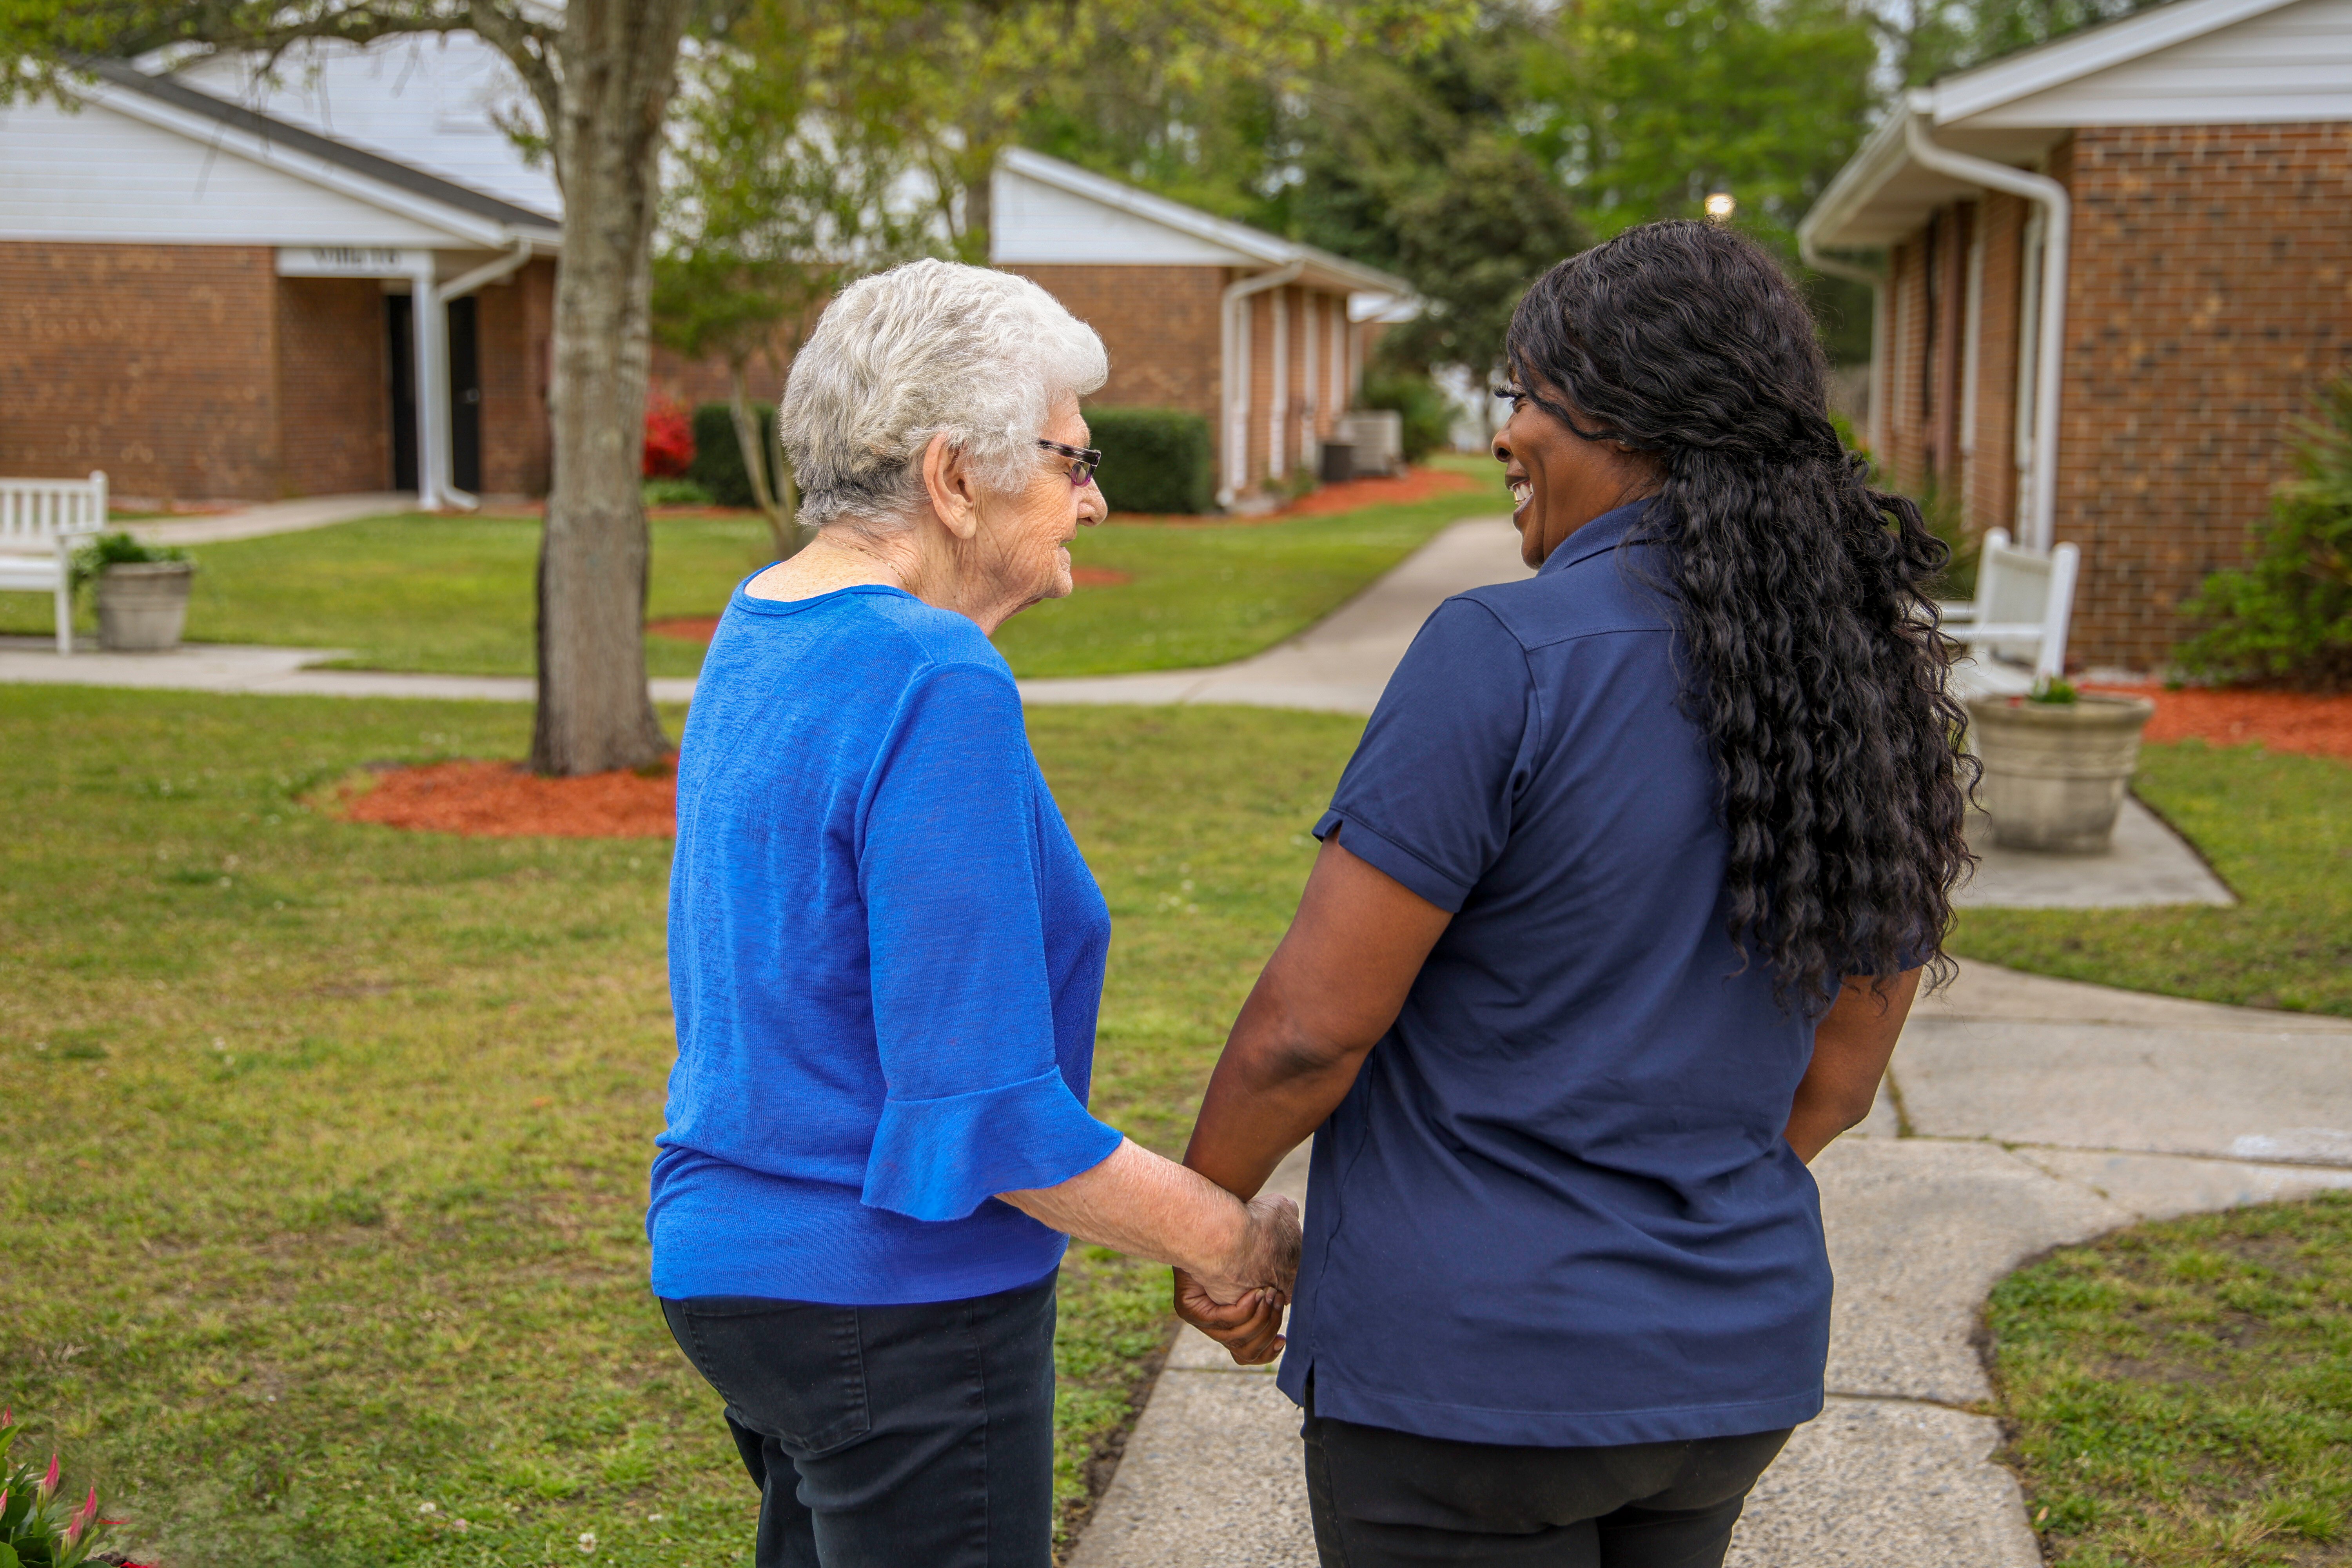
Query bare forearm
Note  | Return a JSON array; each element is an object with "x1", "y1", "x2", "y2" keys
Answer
[
  {"x1": 1183, "y1": 996, "x2": 1367, "y2": 1198},
  {"x1": 1000, "y1": 1138, "x2": 1259, "y2": 1289},
  {"x1": 1782, "y1": 969, "x2": 1919, "y2": 1163}
]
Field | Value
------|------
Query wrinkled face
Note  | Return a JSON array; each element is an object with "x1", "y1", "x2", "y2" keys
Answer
[
  {"x1": 1493, "y1": 371, "x2": 1662, "y2": 569},
  {"x1": 971, "y1": 398, "x2": 1107, "y2": 610}
]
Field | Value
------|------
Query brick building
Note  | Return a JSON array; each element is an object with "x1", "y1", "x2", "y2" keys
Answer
[
  {"x1": 989, "y1": 150, "x2": 1408, "y2": 506},
  {"x1": 0, "y1": 38, "x2": 1408, "y2": 511},
  {"x1": 1798, "y1": 0, "x2": 2352, "y2": 671}
]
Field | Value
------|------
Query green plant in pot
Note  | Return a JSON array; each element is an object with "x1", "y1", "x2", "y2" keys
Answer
[
  {"x1": 1964, "y1": 675, "x2": 2156, "y2": 853},
  {"x1": 71, "y1": 533, "x2": 193, "y2": 653}
]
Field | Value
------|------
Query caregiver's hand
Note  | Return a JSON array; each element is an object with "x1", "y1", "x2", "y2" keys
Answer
[{"x1": 1174, "y1": 1266, "x2": 1290, "y2": 1364}]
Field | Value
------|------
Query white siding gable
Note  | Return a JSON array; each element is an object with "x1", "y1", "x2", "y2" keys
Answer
[
  {"x1": 990, "y1": 164, "x2": 1255, "y2": 267},
  {"x1": 1962, "y1": 0, "x2": 2352, "y2": 127},
  {"x1": 171, "y1": 34, "x2": 558, "y2": 217},
  {"x1": 0, "y1": 94, "x2": 462, "y2": 246}
]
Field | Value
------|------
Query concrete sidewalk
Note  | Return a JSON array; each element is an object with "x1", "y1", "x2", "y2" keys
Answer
[
  {"x1": 1017, "y1": 517, "x2": 1532, "y2": 713},
  {"x1": 0, "y1": 638, "x2": 697, "y2": 704},
  {"x1": 1070, "y1": 964, "x2": 2352, "y2": 1568},
  {"x1": 128, "y1": 492, "x2": 414, "y2": 547}
]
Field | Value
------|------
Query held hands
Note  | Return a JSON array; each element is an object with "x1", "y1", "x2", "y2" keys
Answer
[{"x1": 1174, "y1": 1192, "x2": 1300, "y2": 1366}]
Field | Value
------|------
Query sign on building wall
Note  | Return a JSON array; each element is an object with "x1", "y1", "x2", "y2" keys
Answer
[{"x1": 276, "y1": 246, "x2": 421, "y2": 278}]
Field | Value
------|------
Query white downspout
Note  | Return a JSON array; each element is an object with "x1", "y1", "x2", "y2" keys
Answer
[
  {"x1": 1904, "y1": 111, "x2": 2070, "y2": 552},
  {"x1": 1798, "y1": 234, "x2": 1887, "y2": 459},
  {"x1": 1270, "y1": 286, "x2": 1290, "y2": 480},
  {"x1": 1217, "y1": 262, "x2": 1303, "y2": 508},
  {"x1": 430, "y1": 238, "x2": 535, "y2": 512}
]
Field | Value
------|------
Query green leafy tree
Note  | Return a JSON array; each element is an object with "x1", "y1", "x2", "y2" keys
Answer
[
  {"x1": 1529, "y1": 0, "x2": 1878, "y2": 252},
  {"x1": 1, "y1": 0, "x2": 709, "y2": 775},
  {"x1": 653, "y1": 3, "x2": 933, "y2": 554},
  {"x1": 2178, "y1": 383, "x2": 2352, "y2": 691}
]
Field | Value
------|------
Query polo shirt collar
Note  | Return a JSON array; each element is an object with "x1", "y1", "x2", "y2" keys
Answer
[{"x1": 1537, "y1": 497, "x2": 1657, "y2": 577}]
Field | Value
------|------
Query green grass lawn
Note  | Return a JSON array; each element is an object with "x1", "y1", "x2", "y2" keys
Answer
[
  {"x1": 0, "y1": 687, "x2": 1362, "y2": 1567},
  {"x1": 0, "y1": 458, "x2": 1503, "y2": 682},
  {"x1": 1989, "y1": 1192, "x2": 2352, "y2": 1568},
  {"x1": 1953, "y1": 741, "x2": 2352, "y2": 1018}
]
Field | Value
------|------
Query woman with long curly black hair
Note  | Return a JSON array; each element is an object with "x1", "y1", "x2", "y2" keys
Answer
[{"x1": 1172, "y1": 219, "x2": 1973, "y2": 1568}]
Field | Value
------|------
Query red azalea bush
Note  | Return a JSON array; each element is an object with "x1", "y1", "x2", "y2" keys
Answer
[{"x1": 642, "y1": 397, "x2": 695, "y2": 479}]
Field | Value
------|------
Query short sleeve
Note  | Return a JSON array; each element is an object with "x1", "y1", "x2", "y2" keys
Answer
[
  {"x1": 1314, "y1": 598, "x2": 1537, "y2": 913},
  {"x1": 857, "y1": 662, "x2": 1122, "y2": 1221}
]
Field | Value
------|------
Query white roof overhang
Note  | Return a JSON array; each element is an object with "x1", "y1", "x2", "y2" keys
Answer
[
  {"x1": 73, "y1": 66, "x2": 560, "y2": 254},
  {"x1": 1800, "y1": 0, "x2": 2312, "y2": 250},
  {"x1": 993, "y1": 147, "x2": 1411, "y2": 300}
]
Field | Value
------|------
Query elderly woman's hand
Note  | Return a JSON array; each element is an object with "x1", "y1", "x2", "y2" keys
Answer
[{"x1": 1201, "y1": 1191, "x2": 1300, "y2": 1304}]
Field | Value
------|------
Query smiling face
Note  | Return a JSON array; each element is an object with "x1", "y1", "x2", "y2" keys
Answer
[
  {"x1": 1494, "y1": 373, "x2": 1666, "y2": 569},
  {"x1": 970, "y1": 397, "x2": 1107, "y2": 612}
]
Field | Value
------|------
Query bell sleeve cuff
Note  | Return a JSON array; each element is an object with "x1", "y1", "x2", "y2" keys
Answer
[{"x1": 861, "y1": 1065, "x2": 1125, "y2": 1223}]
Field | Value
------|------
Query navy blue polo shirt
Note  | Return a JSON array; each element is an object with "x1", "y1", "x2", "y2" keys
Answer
[{"x1": 1275, "y1": 499, "x2": 1831, "y2": 1448}]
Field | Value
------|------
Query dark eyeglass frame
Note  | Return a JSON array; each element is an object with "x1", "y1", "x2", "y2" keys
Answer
[{"x1": 1037, "y1": 438, "x2": 1103, "y2": 488}]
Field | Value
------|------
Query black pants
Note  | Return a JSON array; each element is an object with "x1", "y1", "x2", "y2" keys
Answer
[
  {"x1": 660, "y1": 1272, "x2": 1057, "y2": 1568},
  {"x1": 1304, "y1": 1383, "x2": 1791, "y2": 1568}
]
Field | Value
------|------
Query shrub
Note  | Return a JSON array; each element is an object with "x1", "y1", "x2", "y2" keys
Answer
[
  {"x1": 1357, "y1": 373, "x2": 1454, "y2": 464},
  {"x1": 68, "y1": 532, "x2": 189, "y2": 600},
  {"x1": 642, "y1": 477, "x2": 713, "y2": 508},
  {"x1": 690, "y1": 402, "x2": 782, "y2": 510},
  {"x1": 2177, "y1": 380, "x2": 2352, "y2": 690},
  {"x1": 1086, "y1": 407, "x2": 1213, "y2": 515},
  {"x1": 642, "y1": 397, "x2": 693, "y2": 479}
]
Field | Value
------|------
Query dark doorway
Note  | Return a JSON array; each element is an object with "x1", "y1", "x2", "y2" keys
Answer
[
  {"x1": 448, "y1": 295, "x2": 481, "y2": 493},
  {"x1": 387, "y1": 294, "x2": 417, "y2": 492}
]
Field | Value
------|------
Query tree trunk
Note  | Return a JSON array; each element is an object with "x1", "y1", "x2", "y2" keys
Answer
[
  {"x1": 726, "y1": 357, "x2": 798, "y2": 560},
  {"x1": 528, "y1": 0, "x2": 696, "y2": 777}
]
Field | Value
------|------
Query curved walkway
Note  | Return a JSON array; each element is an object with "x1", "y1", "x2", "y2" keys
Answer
[{"x1": 1072, "y1": 964, "x2": 2352, "y2": 1568}]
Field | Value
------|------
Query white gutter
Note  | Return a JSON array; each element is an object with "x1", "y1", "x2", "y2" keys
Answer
[
  {"x1": 1798, "y1": 235, "x2": 1888, "y2": 457},
  {"x1": 1902, "y1": 110, "x2": 2070, "y2": 552},
  {"x1": 1218, "y1": 262, "x2": 1303, "y2": 507},
  {"x1": 427, "y1": 238, "x2": 535, "y2": 511}
]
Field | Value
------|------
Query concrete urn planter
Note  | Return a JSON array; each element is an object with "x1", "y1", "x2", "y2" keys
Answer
[
  {"x1": 97, "y1": 560, "x2": 196, "y2": 652},
  {"x1": 1966, "y1": 691, "x2": 2157, "y2": 853}
]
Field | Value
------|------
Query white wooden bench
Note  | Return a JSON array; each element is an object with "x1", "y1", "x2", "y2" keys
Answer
[
  {"x1": 1940, "y1": 527, "x2": 2080, "y2": 695},
  {"x1": 0, "y1": 472, "x2": 109, "y2": 655}
]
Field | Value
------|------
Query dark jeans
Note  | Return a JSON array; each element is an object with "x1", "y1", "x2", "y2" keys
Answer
[
  {"x1": 1304, "y1": 1382, "x2": 1791, "y2": 1568},
  {"x1": 660, "y1": 1272, "x2": 1058, "y2": 1568}
]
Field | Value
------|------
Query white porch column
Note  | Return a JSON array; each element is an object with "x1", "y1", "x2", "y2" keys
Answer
[
  {"x1": 1270, "y1": 287, "x2": 1290, "y2": 479},
  {"x1": 409, "y1": 255, "x2": 449, "y2": 512},
  {"x1": 1302, "y1": 294, "x2": 1319, "y2": 464}
]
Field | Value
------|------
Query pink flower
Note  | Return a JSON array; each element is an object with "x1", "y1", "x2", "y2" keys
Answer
[
  {"x1": 40, "y1": 1451, "x2": 59, "y2": 1495},
  {"x1": 63, "y1": 1484, "x2": 98, "y2": 1544}
]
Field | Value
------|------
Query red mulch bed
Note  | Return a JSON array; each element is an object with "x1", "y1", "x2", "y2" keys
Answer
[
  {"x1": 338, "y1": 757, "x2": 678, "y2": 838},
  {"x1": 2083, "y1": 683, "x2": 2352, "y2": 762},
  {"x1": 647, "y1": 616, "x2": 722, "y2": 642}
]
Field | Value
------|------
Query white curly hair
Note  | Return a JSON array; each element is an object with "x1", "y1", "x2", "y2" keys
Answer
[{"x1": 780, "y1": 260, "x2": 1109, "y2": 534}]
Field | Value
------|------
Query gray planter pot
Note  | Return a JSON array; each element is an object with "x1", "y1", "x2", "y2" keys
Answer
[
  {"x1": 97, "y1": 560, "x2": 195, "y2": 652},
  {"x1": 1966, "y1": 692, "x2": 2157, "y2": 853}
]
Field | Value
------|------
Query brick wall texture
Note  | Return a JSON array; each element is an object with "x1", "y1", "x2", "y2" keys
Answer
[
  {"x1": 1878, "y1": 122, "x2": 2352, "y2": 671},
  {"x1": 0, "y1": 242, "x2": 282, "y2": 498},
  {"x1": 475, "y1": 260, "x2": 553, "y2": 497},
  {"x1": 276, "y1": 276, "x2": 387, "y2": 495}
]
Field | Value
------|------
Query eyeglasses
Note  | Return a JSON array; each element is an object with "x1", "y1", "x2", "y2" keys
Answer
[{"x1": 1037, "y1": 438, "x2": 1102, "y2": 488}]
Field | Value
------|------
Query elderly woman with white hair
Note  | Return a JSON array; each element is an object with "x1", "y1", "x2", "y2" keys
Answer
[{"x1": 647, "y1": 259, "x2": 1298, "y2": 1568}]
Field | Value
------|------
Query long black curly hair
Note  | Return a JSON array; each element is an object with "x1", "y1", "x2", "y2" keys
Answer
[{"x1": 1504, "y1": 220, "x2": 1974, "y2": 1009}]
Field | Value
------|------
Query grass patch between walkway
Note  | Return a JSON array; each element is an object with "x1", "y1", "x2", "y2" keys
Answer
[
  {"x1": 0, "y1": 687, "x2": 1363, "y2": 1566},
  {"x1": 1989, "y1": 1191, "x2": 2352, "y2": 1568},
  {"x1": 1952, "y1": 741, "x2": 2352, "y2": 1018},
  {"x1": 0, "y1": 457, "x2": 1501, "y2": 682}
]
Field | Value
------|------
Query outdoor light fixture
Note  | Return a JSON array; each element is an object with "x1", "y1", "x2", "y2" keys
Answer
[{"x1": 1704, "y1": 192, "x2": 1736, "y2": 221}]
